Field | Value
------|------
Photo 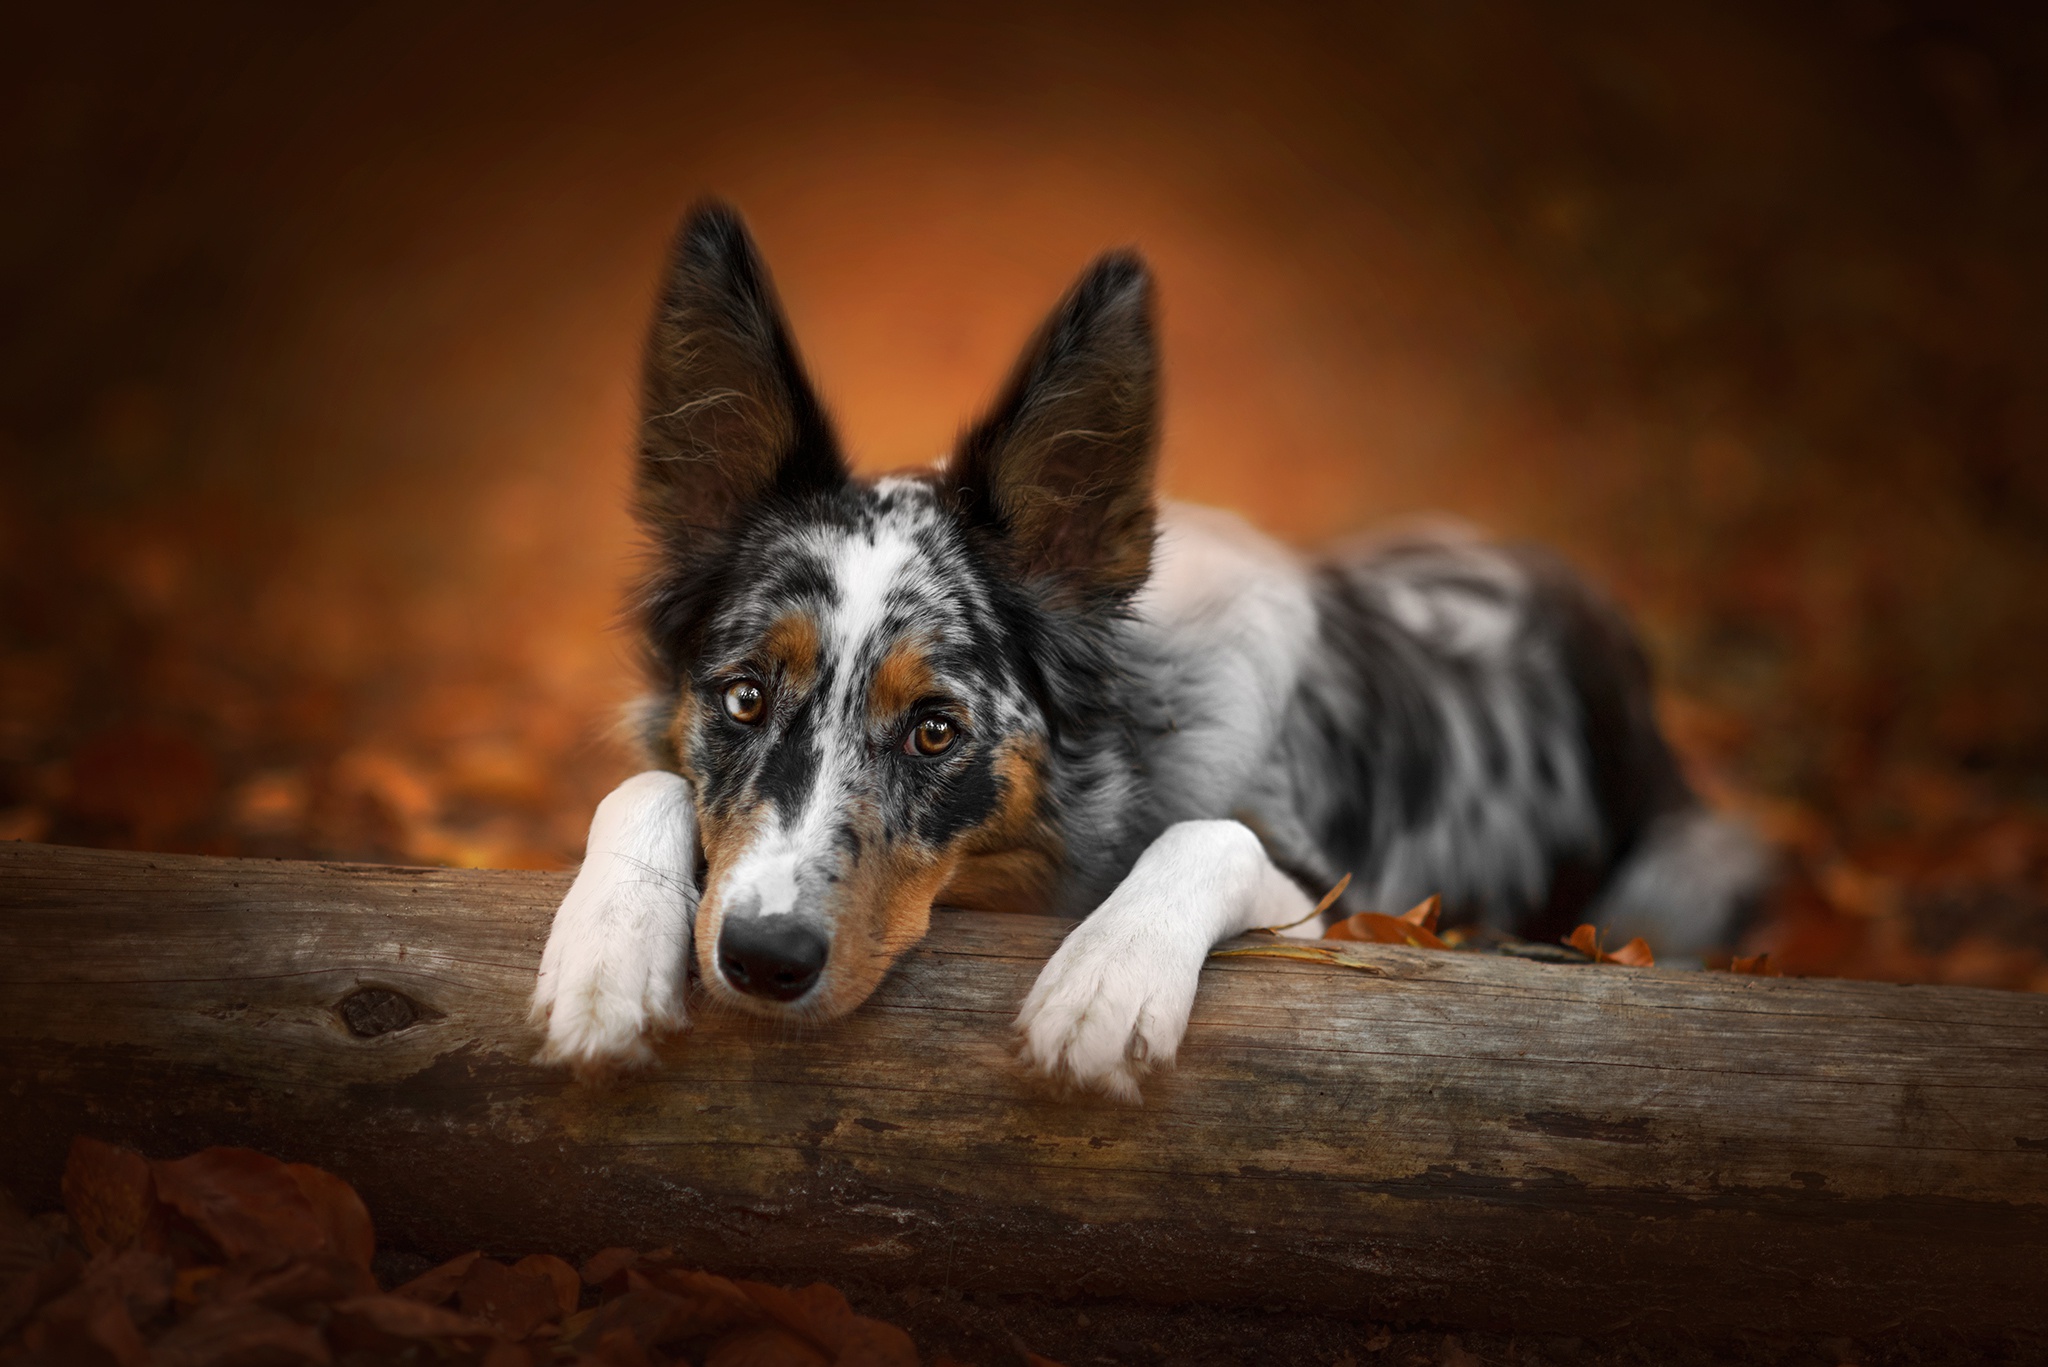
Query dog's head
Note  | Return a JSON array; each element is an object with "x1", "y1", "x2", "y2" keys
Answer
[{"x1": 632, "y1": 202, "x2": 1158, "y2": 1020}]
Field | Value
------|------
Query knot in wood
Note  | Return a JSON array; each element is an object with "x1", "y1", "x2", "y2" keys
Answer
[{"x1": 337, "y1": 987, "x2": 419, "y2": 1038}]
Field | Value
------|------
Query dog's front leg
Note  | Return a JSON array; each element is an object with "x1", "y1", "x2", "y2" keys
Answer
[
  {"x1": 1015, "y1": 819, "x2": 1312, "y2": 1102},
  {"x1": 530, "y1": 770, "x2": 697, "y2": 1077}
]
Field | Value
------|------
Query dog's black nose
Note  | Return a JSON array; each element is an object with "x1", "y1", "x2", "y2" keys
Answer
[{"x1": 717, "y1": 918, "x2": 828, "y2": 1002}]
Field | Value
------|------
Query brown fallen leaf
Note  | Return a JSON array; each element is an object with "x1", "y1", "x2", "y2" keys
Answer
[
  {"x1": 394, "y1": 1248, "x2": 484, "y2": 1303},
  {"x1": 21, "y1": 1248, "x2": 172, "y2": 1367},
  {"x1": 515, "y1": 1252, "x2": 583, "y2": 1318},
  {"x1": 706, "y1": 1324, "x2": 833, "y2": 1367},
  {"x1": 283, "y1": 1163, "x2": 374, "y2": 1273},
  {"x1": 457, "y1": 1256, "x2": 564, "y2": 1339},
  {"x1": 1326, "y1": 894, "x2": 1449, "y2": 949},
  {"x1": 630, "y1": 1266, "x2": 761, "y2": 1338},
  {"x1": 0, "y1": 1190, "x2": 80, "y2": 1340},
  {"x1": 1438, "y1": 1334, "x2": 1481, "y2": 1367},
  {"x1": 1564, "y1": 924, "x2": 1655, "y2": 967},
  {"x1": 572, "y1": 1283, "x2": 735, "y2": 1353},
  {"x1": 1729, "y1": 952, "x2": 1778, "y2": 976},
  {"x1": 90, "y1": 1295, "x2": 153, "y2": 1367},
  {"x1": 739, "y1": 1280, "x2": 851, "y2": 1356},
  {"x1": 151, "y1": 1148, "x2": 331, "y2": 1264},
  {"x1": 1606, "y1": 938, "x2": 1655, "y2": 967},
  {"x1": 580, "y1": 1246, "x2": 643, "y2": 1289},
  {"x1": 331, "y1": 1291, "x2": 493, "y2": 1340},
  {"x1": 738, "y1": 1279, "x2": 918, "y2": 1367},
  {"x1": 19, "y1": 1247, "x2": 171, "y2": 1367},
  {"x1": 148, "y1": 1298, "x2": 332, "y2": 1367},
  {"x1": 75, "y1": 1247, "x2": 173, "y2": 1325},
  {"x1": 581, "y1": 1323, "x2": 658, "y2": 1366},
  {"x1": 209, "y1": 1252, "x2": 372, "y2": 1309},
  {"x1": 835, "y1": 1317, "x2": 924, "y2": 1367},
  {"x1": 61, "y1": 1137, "x2": 156, "y2": 1256},
  {"x1": 170, "y1": 1265, "x2": 220, "y2": 1307},
  {"x1": 1400, "y1": 893, "x2": 1443, "y2": 933}
]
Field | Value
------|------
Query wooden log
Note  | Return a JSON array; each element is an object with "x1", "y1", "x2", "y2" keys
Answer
[{"x1": 1, "y1": 841, "x2": 2044, "y2": 1336}]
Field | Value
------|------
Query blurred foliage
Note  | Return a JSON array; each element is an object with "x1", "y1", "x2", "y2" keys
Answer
[{"x1": 2, "y1": 1, "x2": 2045, "y2": 979}]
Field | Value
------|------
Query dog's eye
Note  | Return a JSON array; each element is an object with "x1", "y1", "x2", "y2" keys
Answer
[
  {"x1": 723, "y1": 679, "x2": 766, "y2": 725},
  {"x1": 908, "y1": 715, "x2": 957, "y2": 757}
]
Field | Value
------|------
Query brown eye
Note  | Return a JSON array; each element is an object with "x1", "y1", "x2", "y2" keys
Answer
[
  {"x1": 909, "y1": 715, "x2": 957, "y2": 756},
  {"x1": 723, "y1": 679, "x2": 766, "y2": 724}
]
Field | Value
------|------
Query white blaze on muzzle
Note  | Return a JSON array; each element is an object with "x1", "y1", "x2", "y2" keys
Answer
[
  {"x1": 710, "y1": 518, "x2": 928, "y2": 1004},
  {"x1": 709, "y1": 756, "x2": 853, "y2": 1002}
]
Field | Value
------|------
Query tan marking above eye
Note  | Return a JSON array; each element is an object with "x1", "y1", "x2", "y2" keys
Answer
[
  {"x1": 759, "y1": 614, "x2": 819, "y2": 688},
  {"x1": 723, "y1": 679, "x2": 766, "y2": 724},
  {"x1": 870, "y1": 636, "x2": 936, "y2": 723},
  {"x1": 908, "y1": 715, "x2": 957, "y2": 756}
]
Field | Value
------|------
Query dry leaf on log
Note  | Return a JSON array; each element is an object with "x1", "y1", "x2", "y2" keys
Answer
[
  {"x1": 1564, "y1": 924, "x2": 1656, "y2": 967},
  {"x1": 1326, "y1": 894, "x2": 1449, "y2": 949}
]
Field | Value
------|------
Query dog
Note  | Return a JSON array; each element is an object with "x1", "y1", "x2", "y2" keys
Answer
[{"x1": 529, "y1": 201, "x2": 1766, "y2": 1100}]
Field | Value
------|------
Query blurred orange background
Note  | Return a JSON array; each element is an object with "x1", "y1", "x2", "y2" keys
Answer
[{"x1": 4, "y1": 2, "x2": 2046, "y2": 985}]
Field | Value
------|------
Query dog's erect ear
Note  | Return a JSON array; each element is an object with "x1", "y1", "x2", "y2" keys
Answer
[
  {"x1": 636, "y1": 201, "x2": 845, "y2": 539},
  {"x1": 947, "y1": 252, "x2": 1158, "y2": 608}
]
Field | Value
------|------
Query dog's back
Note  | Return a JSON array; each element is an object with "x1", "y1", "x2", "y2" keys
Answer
[{"x1": 1120, "y1": 505, "x2": 1765, "y2": 957}]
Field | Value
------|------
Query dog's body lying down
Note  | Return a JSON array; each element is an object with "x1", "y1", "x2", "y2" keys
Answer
[{"x1": 531, "y1": 202, "x2": 1765, "y2": 1099}]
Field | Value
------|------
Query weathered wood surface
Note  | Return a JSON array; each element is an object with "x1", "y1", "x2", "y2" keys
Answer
[{"x1": 1, "y1": 841, "x2": 2045, "y2": 1335}]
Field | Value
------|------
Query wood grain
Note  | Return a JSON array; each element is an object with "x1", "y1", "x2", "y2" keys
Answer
[{"x1": 2, "y1": 841, "x2": 2044, "y2": 1334}]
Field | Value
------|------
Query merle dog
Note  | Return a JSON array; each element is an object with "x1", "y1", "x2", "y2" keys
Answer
[{"x1": 529, "y1": 203, "x2": 1764, "y2": 1099}]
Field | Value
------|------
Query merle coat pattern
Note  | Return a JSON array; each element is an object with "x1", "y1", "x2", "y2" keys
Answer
[{"x1": 530, "y1": 202, "x2": 1765, "y2": 1100}]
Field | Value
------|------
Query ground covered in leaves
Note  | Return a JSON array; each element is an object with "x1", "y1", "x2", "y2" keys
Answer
[
  {"x1": 4, "y1": 1138, "x2": 1010, "y2": 1367},
  {"x1": 5, "y1": 1139, "x2": 2038, "y2": 1367}
]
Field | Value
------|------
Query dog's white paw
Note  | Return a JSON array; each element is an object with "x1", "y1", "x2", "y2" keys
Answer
[
  {"x1": 529, "y1": 902, "x2": 688, "y2": 1077},
  {"x1": 1014, "y1": 904, "x2": 1204, "y2": 1104},
  {"x1": 529, "y1": 771, "x2": 696, "y2": 1078}
]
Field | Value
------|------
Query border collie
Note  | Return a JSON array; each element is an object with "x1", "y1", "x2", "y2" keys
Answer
[{"x1": 530, "y1": 202, "x2": 1765, "y2": 1100}]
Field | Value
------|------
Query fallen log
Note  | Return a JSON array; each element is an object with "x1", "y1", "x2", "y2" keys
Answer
[{"x1": 1, "y1": 841, "x2": 2044, "y2": 1336}]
